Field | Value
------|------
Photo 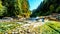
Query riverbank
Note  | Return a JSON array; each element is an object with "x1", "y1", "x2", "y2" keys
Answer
[{"x1": 0, "y1": 21, "x2": 59, "y2": 34}]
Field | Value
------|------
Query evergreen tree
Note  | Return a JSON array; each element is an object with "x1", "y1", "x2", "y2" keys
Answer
[
  {"x1": 0, "y1": 0, "x2": 30, "y2": 17},
  {"x1": 0, "y1": 0, "x2": 6, "y2": 16},
  {"x1": 31, "y1": 0, "x2": 60, "y2": 17}
]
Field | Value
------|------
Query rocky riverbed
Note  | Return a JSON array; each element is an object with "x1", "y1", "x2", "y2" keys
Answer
[{"x1": 0, "y1": 18, "x2": 49, "y2": 34}]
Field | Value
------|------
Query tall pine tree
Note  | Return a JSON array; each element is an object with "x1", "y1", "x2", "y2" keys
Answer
[
  {"x1": 1, "y1": 0, "x2": 30, "y2": 17},
  {"x1": 31, "y1": 0, "x2": 60, "y2": 17}
]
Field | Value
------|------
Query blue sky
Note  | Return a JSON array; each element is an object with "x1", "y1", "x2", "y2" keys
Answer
[{"x1": 28, "y1": 0, "x2": 43, "y2": 11}]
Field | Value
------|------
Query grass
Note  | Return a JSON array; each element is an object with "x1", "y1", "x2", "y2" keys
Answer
[
  {"x1": 0, "y1": 21, "x2": 60, "y2": 34},
  {"x1": 40, "y1": 21, "x2": 60, "y2": 34},
  {"x1": 0, "y1": 22, "x2": 22, "y2": 33}
]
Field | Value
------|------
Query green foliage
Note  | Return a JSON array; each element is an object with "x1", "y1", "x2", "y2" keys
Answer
[
  {"x1": 0, "y1": 0, "x2": 30, "y2": 17},
  {"x1": 40, "y1": 21, "x2": 60, "y2": 34},
  {"x1": 20, "y1": 0, "x2": 30, "y2": 17},
  {"x1": 0, "y1": 0, "x2": 6, "y2": 16},
  {"x1": 56, "y1": 6, "x2": 60, "y2": 13},
  {"x1": 31, "y1": 0, "x2": 60, "y2": 17},
  {"x1": 0, "y1": 22, "x2": 21, "y2": 33},
  {"x1": 50, "y1": 5, "x2": 54, "y2": 12}
]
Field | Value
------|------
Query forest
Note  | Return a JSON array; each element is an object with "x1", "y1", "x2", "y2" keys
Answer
[
  {"x1": 0, "y1": 0, "x2": 31, "y2": 18},
  {"x1": 0, "y1": 0, "x2": 60, "y2": 34},
  {"x1": 31, "y1": 0, "x2": 60, "y2": 17},
  {"x1": 0, "y1": 0, "x2": 60, "y2": 18}
]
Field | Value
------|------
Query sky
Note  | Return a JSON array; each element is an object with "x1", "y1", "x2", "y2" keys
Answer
[{"x1": 28, "y1": 0, "x2": 43, "y2": 11}]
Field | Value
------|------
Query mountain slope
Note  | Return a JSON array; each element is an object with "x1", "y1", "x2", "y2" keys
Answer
[{"x1": 31, "y1": 0, "x2": 60, "y2": 17}]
